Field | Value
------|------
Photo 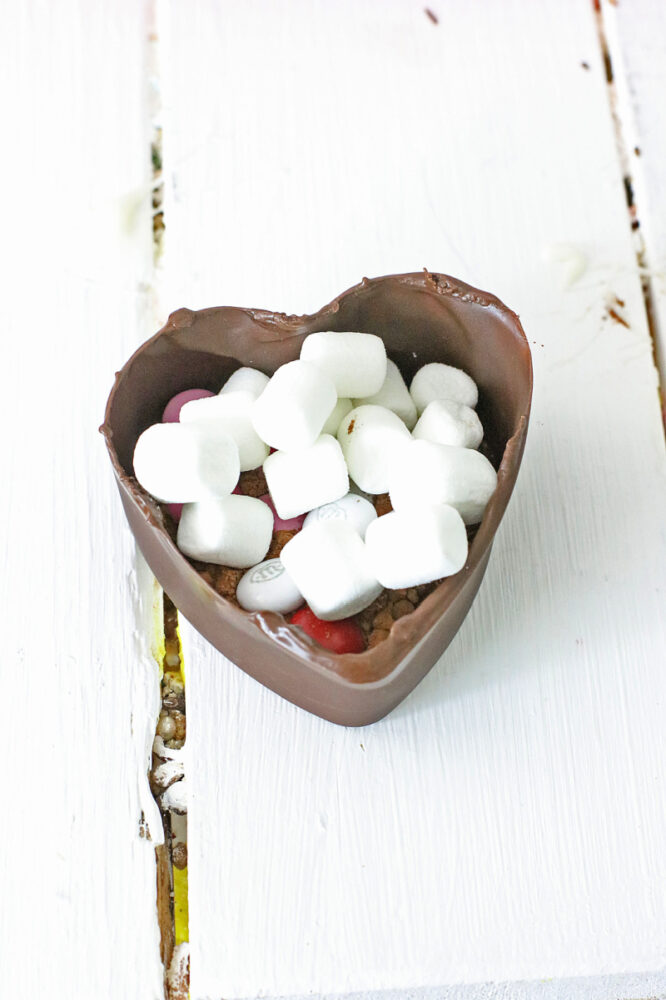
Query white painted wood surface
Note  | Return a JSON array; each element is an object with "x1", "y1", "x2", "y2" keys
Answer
[
  {"x1": 1, "y1": 3, "x2": 164, "y2": 998},
  {"x1": 157, "y1": 1, "x2": 666, "y2": 997},
  {"x1": 4, "y1": 2, "x2": 666, "y2": 999}
]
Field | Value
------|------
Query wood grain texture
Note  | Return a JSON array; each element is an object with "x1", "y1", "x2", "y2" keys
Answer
[
  {"x1": 159, "y1": 1, "x2": 666, "y2": 996},
  {"x1": 0, "y1": 3, "x2": 165, "y2": 998},
  {"x1": 602, "y1": 0, "x2": 666, "y2": 376}
]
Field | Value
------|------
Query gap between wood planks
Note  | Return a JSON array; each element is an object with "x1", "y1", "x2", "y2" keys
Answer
[
  {"x1": 593, "y1": 0, "x2": 665, "y2": 425},
  {"x1": 145, "y1": 16, "x2": 191, "y2": 999}
]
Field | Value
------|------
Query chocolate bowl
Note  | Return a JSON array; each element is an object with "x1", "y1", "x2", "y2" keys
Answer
[{"x1": 101, "y1": 271, "x2": 532, "y2": 726}]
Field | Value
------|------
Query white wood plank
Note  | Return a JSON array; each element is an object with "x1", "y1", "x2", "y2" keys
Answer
[
  {"x1": 601, "y1": 0, "x2": 666, "y2": 378},
  {"x1": 0, "y1": 3, "x2": 165, "y2": 998},
  {"x1": 276, "y1": 970, "x2": 666, "y2": 1000},
  {"x1": 159, "y1": 1, "x2": 666, "y2": 996}
]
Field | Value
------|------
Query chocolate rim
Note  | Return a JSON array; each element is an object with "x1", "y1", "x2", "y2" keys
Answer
[{"x1": 101, "y1": 270, "x2": 532, "y2": 685}]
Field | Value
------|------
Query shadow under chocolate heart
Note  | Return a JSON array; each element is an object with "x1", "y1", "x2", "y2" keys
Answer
[{"x1": 101, "y1": 271, "x2": 532, "y2": 726}]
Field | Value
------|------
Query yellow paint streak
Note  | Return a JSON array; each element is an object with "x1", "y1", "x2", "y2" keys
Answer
[
  {"x1": 175, "y1": 617, "x2": 185, "y2": 683},
  {"x1": 173, "y1": 865, "x2": 189, "y2": 944},
  {"x1": 151, "y1": 579, "x2": 166, "y2": 677}
]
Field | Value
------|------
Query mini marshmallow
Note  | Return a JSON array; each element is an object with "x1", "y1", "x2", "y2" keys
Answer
[
  {"x1": 263, "y1": 434, "x2": 348, "y2": 520},
  {"x1": 133, "y1": 422, "x2": 240, "y2": 503},
  {"x1": 300, "y1": 331, "x2": 387, "y2": 398},
  {"x1": 322, "y1": 396, "x2": 353, "y2": 435},
  {"x1": 412, "y1": 399, "x2": 483, "y2": 449},
  {"x1": 303, "y1": 492, "x2": 377, "y2": 539},
  {"x1": 353, "y1": 358, "x2": 417, "y2": 430},
  {"x1": 177, "y1": 494, "x2": 273, "y2": 568},
  {"x1": 337, "y1": 405, "x2": 411, "y2": 494},
  {"x1": 180, "y1": 391, "x2": 269, "y2": 471},
  {"x1": 388, "y1": 439, "x2": 497, "y2": 524},
  {"x1": 280, "y1": 520, "x2": 382, "y2": 621},
  {"x1": 236, "y1": 558, "x2": 304, "y2": 614},
  {"x1": 220, "y1": 366, "x2": 270, "y2": 399},
  {"x1": 252, "y1": 360, "x2": 337, "y2": 451},
  {"x1": 365, "y1": 505, "x2": 468, "y2": 589},
  {"x1": 410, "y1": 362, "x2": 478, "y2": 413}
]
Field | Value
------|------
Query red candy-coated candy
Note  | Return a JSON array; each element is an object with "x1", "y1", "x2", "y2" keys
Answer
[
  {"x1": 259, "y1": 494, "x2": 305, "y2": 531},
  {"x1": 166, "y1": 502, "x2": 183, "y2": 523},
  {"x1": 162, "y1": 388, "x2": 215, "y2": 423},
  {"x1": 290, "y1": 607, "x2": 366, "y2": 654}
]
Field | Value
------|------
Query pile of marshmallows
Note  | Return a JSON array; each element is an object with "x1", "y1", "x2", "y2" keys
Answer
[{"x1": 133, "y1": 332, "x2": 497, "y2": 625}]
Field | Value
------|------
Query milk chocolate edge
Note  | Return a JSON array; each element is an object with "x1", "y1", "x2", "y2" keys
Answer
[{"x1": 101, "y1": 271, "x2": 532, "y2": 700}]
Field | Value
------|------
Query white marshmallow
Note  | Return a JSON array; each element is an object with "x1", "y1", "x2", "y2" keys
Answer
[
  {"x1": 337, "y1": 405, "x2": 411, "y2": 494},
  {"x1": 263, "y1": 434, "x2": 349, "y2": 520},
  {"x1": 236, "y1": 559, "x2": 304, "y2": 614},
  {"x1": 412, "y1": 399, "x2": 483, "y2": 450},
  {"x1": 300, "y1": 331, "x2": 387, "y2": 398},
  {"x1": 303, "y1": 492, "x2": 377, "y2": 539},
  {"x1": 322, "y1": 396, "x2": 353, "y2": 435},
  {"x1": 280, "y1": 520, "x2": 382, "y2": 621},
  {"x1": 365, "y1": 505, "x2": 468, "y2": 589},
  {"x1": 252, "y1": 360, "x2": 337, "y2": 451},
  {"x1": 133, "y1": 422, "x2": 239, "y2": 503},
  {"x1": 219, "y1": 366, "x2": 269, "y2": 399},
  {"x1": 353, "y1": 358, "x2": 417, "y2": 430},
  {"x1": 177, "y1": 494, "x2": 273, "y2": 568},
  {"x1": 179, "y1": 391, "x2": 270, "y2": 471},
  {"x1": 388, "y1": 439, "x2": 497, "y2": 524},
  {"x1": 410, "y1": 362, "x2": 478, "y2": 413}
]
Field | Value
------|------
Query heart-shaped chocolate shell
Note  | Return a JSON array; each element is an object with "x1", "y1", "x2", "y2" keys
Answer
[{"x1": 101, "y1": 271, "x2": 532, "y2": 725}]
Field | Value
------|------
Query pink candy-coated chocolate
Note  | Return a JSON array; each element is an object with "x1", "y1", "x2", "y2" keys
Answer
[
  {"x1": 259, "y1": 494, "x2": 305, "y2": 532},
  {"x1": 162, "y1": 388, "x2": 215, "y2": 423}
]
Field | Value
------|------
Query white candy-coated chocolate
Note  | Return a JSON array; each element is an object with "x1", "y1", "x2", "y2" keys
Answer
[
  {"x1": 263, "y1": 434, "x2": 349, "y2": 520},
  {"x1": 389, "y1": 439, "x2": 497, "y2": 524},
  {"x1": 365, "y1": 505, "x2": 468, "y2": 589},
  {"x1": 300, "y1": 331, "x2": 387, "y2": 398},
  {"x1": 337, "y1": 404, "x2": 411, "y2": 494},
  {"x1": 179, "y1": 391, "x2": 269, "y2": 471},
  {"x1": 252, "y1": 359, "x2": 337, "y2": 451},
  {"x1": 219, "y1": 366, "x2": 269, "y2": 399},
  {"x1": 177, "y1": 494, "x2": 273, "y2": 567},
  {"x1": 303, "y1": 492, "x2": 377, "y2": 539},
  {"x1": 280, "y1": 520, "x2": 382, "y2": 621},
  {"x1": 410, "y1": 362, "x2": 478, "y2": 414},
  {"x1": 236, "y1": 559, "x2": 304, "y2": 614},
  {"x1": 133, "y1": 422, "x2": 239, "y2": 503},
  {"x1": 353, "y1": 358, "x2": 417, "y2": 430},
  {"x1": 321, "y1": 396, "x2": 353, "y2": 435},
  {"x1": 412, "y1": 398, "x2": 483, "y2": 449}
]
